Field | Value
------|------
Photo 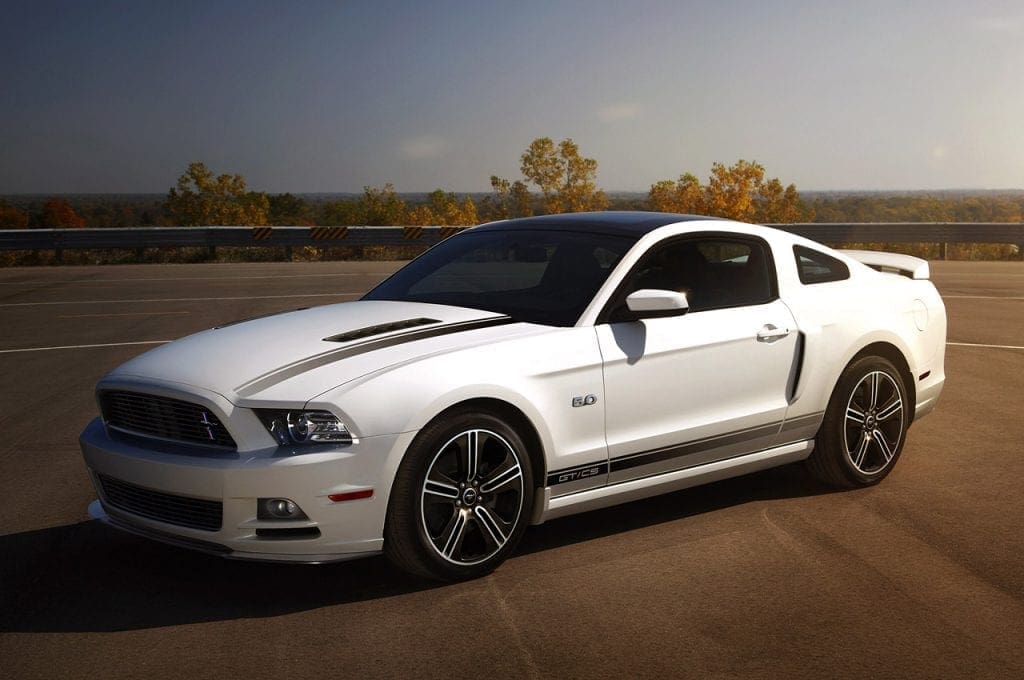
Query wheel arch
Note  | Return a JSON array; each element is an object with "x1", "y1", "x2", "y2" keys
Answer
[
  {"x1": 848, "y1": 341, "x2": 917, "y2": 420},
  {"x1": 422, "y1": 397, "x2": 548, "y2": 489}
]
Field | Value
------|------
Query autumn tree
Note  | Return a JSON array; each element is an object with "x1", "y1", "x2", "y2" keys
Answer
[
  {"x1": 480, "y1": 175, "x2": 533, "y2": 220},
  {"x1": 164, "y1": 162, "x2": 269, "y2": 226},
  {"x1": 0, "y1": 200, "x2": 30, "y2": 229},
  {"x1": 360, "y1": 184, "x2": 408, "y2": 225},
  {"x1": 40, "y1": 198, "x2": 87, "y2": 228},
  {"x1": 321, "y1": 184, "x2": 408, "y2": 226},
  {"x1": 649, "y1": 160, "x2": 810, "y2": 223},
  {"x1": 407, "y1": 190, "x2": 478, "y2": 226},
  {"x1": 518, "y1": 137, "x2": 609, "y2": 213},
  {"x1": 648, "y1": 173, "x2": 705, "y2": 215}
]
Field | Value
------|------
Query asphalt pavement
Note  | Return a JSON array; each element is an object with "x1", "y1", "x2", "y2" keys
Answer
[{"x1": 1, "y1": 259, "x2": 1022, "y2": 679}]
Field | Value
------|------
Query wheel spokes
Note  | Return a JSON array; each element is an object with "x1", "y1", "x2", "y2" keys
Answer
[
  {"x1": 873, "y1": 428, "x2": 894, "y2": 462},
  {"x1": 463, "y1": 431, "x2": 480, "y2": 481},
  {"x1": 439, "y1": 511, "x2": 468, "y2": 559},
  {"x1": 845, "y1": 370, "x2": 904, "y2": 474},
  {"x1": 846, "y1": 405, "x2": 866, "y2": 426},
  {"x1": 877, "y1": 397, "x2": 903, "y2": 421},
  {"x1": 480, "y1": 460, "x2": 522, "y2": 494},
  {"x1": 868, "y1": 372, "x2": 880, "y2": 409},
  {"x1": 852, "y1": 432, "x2": 870, "y2": 468},
  {"x1": 473, "y1": 505, "x2": 508, "y2": 550},
  {"x1": 424, "y1": 479, "x2": 459, "y2": 500},
  {"x1": 420, "y1": 427, "x2": 525, "y2": 566}
]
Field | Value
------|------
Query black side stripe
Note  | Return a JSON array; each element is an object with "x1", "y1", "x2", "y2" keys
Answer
[
  {"x1": 608, "y1": 421, "x2": 783, "y2": 474},
  {"x1": 546, "y1": 412, "x2": 825, "y2": 486},
  {"x1": 235, "y1": 315, "x2": 514, "y2": 396},
  {"x1": 779, "y1": 411, "x2": 824, "y2": 433}
]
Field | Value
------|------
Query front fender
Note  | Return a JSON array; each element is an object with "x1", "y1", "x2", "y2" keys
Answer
[{"x1": 307, "y1": 325, "x2": 609, "y2": 484}]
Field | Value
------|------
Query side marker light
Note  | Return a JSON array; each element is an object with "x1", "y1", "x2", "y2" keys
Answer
[{"x1": 328, "y1": 489, "x2": 374, "y2": 503}]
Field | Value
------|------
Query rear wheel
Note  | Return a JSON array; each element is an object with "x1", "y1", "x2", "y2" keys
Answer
[
  {"x1": 807, "y1": 355, "x2": 909, "y2": 487},
  {"x1": 384, "y1": 410, "x2": 534, "y2": 581}
]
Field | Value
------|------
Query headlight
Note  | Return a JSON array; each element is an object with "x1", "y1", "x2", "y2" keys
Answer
[{"x1": 255, "y1": 409, "x2": 352, "y2": 446}]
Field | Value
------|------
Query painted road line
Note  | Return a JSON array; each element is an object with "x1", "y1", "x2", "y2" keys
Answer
[
  {"x1": 57, "y1": 311, "x2": 191, "y2": 318},
  {"x1": 0, "y1": 292, "x2": 361, "y2": 307},
  {"x1": 0, "y1": 272, "x2": 394, "y2": 285},
  {"x1": 942, "y1": 295, "x2": 1024, "y2": 300},
  {"x1": 0, "y1": 340, "x2": 171, "y2": 354},
  {"x1": 947, "y1": 342, "x2": 1024, "y2": 350}
]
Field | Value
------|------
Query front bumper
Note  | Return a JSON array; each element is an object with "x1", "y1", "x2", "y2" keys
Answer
[{"x1": 80, "y1": 418, "x2": 414, "y2": 563}]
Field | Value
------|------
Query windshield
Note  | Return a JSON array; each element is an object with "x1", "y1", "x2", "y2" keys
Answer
[{"x1": 363, "y1": 229, "x2": 637, "y2": 326}]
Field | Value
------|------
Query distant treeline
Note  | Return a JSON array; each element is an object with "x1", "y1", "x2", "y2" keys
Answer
[
  {"x1": 3, "y1": 136, "x2": 1023, "y2": 230},
  {"x1": 2, "y1": 137, "x2": 1022, "y2": 264},
  {"x1": 4, "y1": 190, "x2": 1023, "y2": 230}
]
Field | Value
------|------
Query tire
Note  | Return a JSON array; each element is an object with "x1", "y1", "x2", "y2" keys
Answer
[
  {"x1": 806, "y1": 355, "x2": 909, "y2": 488},
  {"x1": 384, "y1": 409, "x2": 535, "y2": 581}
]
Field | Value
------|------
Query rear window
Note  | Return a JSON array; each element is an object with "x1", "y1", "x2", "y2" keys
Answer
[{"x1": 794, "y1": 245, "x2": 850, "y2": 284}]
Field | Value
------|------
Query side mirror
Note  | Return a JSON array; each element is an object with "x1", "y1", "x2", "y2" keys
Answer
[{"x1": 624, "y1": 289, "x2": 689, "y2": 319}]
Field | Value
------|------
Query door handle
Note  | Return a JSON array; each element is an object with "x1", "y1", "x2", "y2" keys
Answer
[{"x1": 756, "y1": 324, "x2": 791, "y2": 343}]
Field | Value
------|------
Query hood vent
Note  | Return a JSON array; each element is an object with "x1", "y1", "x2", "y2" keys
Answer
[{"x1": 324, "y1": 317, "x2": 441, "y2": 343}]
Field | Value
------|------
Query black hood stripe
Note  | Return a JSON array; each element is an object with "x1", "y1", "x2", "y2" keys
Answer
[
  {"x1": 234, "y1": 315, "x2": 514, "y2": 397},
  {"x1": 324, "y1": 317, "x2": 441, "y2": 343}
]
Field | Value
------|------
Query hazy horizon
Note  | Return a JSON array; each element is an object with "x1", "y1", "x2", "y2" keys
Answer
[{"x1": 2, "y1": 1, "x2": 1022, "y2": 194}]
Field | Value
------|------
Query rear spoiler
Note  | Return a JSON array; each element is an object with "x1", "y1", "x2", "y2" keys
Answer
[{"x1": 839, "y1": 250, "x2": 930, "y2": 280}]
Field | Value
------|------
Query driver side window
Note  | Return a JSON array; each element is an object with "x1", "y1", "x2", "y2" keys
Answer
[{"x1": 613, "y1": 235, "x2": 776, "y2": 318}]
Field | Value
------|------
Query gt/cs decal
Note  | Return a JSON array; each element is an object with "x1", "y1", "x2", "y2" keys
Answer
[
  {"x1": 572, "y1": 394, "x2": 598, "y2": 408},
  {"x1": 557, "y1": 466, "x2": 602, "y2": 484},
  {"x1": 546, "y1": 462, "x2": 609, "y2": 486}
]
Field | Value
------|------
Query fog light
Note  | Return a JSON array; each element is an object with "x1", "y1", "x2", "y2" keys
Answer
[{"x1": 258, "y1": 497, "x2": 308, "y2": 520}]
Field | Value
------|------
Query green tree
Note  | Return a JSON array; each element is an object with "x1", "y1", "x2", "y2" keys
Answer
[
  {"x1": 320, "y1": 198, "x2": 364, "y2": 226},
  {"x1": 0, "y1": 200, "x2": 30, "y2": 229},
  {"x1": 40, "y1": 198, "x2": 87, "y2": 228},
  {"x1": 517, "y1": 137, "x2": 609, "y2": 213},
  {"x1": 164, "y1": 162, "x2": 269, "y2": 226},
  {"x1": 268, "y1": 193, "x2": 313, "y2": 226}
]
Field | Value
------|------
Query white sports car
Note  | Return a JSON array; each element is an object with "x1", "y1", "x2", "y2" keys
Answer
[{"x1": 80, "y1": 212, "x2": 946, "y2": 580}]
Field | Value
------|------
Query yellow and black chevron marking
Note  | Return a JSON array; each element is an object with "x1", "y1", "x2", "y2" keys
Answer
[
  {"x1": 403, "y1": 226, "x2": 423, "y2": 240},
  {"x1": 251, "y1": 227, "x2": 273, "y2": 240},
  {"x1": 439, "y1": 226, "x2": 465, "y2": 239},
  {"x1": 310, "y1": 226, "x2": 349, "y2": 240}
]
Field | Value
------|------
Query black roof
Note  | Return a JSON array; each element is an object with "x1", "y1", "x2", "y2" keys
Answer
[{"x1": 473, "y1": 211, "x2": 718, "y2": 237}]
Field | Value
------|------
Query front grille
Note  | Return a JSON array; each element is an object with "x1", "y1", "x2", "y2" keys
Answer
[
  {"x1": 98, "y1": 474, "x2": 223, "y2": 532},
  {"x1": 100, "y1": 391, "x2": 236, "y2": 449}
]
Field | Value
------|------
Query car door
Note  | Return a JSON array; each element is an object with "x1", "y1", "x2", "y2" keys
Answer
[{"x1": 596, "y1": 233, "x2": 801, "y2": 485}]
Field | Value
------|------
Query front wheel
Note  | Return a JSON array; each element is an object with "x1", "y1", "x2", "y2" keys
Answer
[
  {"x1": 384, "y1": 410, "x2": 534, "y2": 581},
  {"x1": 807, "y1": 355, "x2": 909, "y2": 488}
]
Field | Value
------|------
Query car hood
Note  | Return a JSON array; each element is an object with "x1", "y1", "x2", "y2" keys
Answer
[{"x1": 106, "y1": 300, "x2": 541, "y2": 405}]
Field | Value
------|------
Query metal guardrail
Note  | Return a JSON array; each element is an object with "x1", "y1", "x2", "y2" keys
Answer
[{"x1": 1, "y1": 223, "x2": 1022, "y2": 253}]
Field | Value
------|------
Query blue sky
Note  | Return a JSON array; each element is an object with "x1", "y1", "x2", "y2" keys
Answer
[{"x1": 1, "y1": 0, "x2": 1022, "y2": 193}]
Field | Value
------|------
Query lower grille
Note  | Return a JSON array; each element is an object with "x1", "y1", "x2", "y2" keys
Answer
[
  {"x1": 99, "y1": 390, "x2": 236, "y2": 449},
  {"x1": 98, "y1": 474, "x2": 223, "y2": 532}
]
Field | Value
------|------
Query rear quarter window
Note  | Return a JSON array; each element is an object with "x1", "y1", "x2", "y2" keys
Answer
[{"x1": 794, "y1": 245, "x2": 850, "y2": 284}]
